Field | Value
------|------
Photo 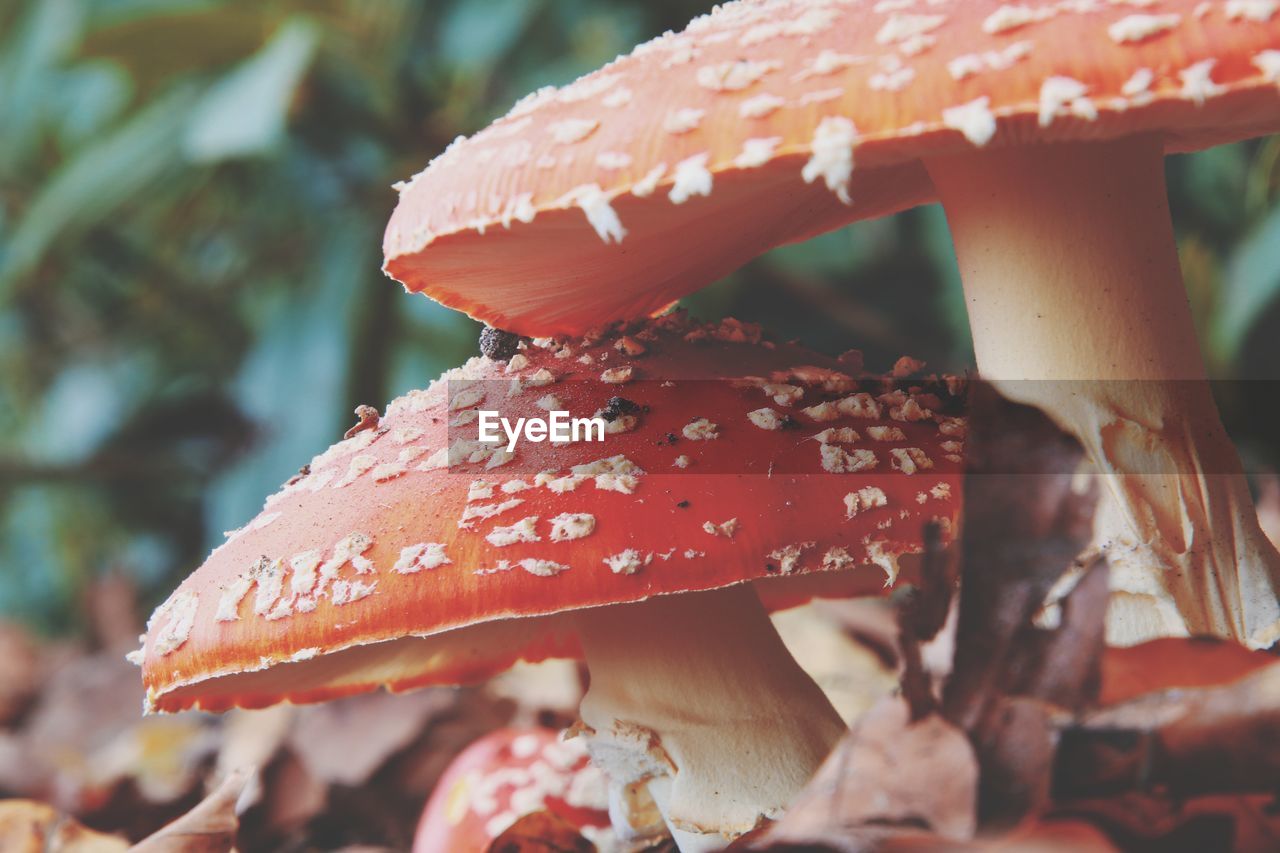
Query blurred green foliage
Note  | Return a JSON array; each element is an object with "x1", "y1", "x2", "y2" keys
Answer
[{"x1": 1, "y1": 0, "x2": 1279, "y2": 633}]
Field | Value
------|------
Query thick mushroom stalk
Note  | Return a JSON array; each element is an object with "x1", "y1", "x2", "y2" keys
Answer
[
  {"x1": 927, "y1": 136, "x2": 1280, "y2": 649},
  {"x1": 575, "y1": 583, "x2": 845, "y2": 849}
]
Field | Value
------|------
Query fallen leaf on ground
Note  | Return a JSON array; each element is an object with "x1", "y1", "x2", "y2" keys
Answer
[
  {"x1": 755, "y1": 695, "x2": 978, "y2": 849},
  {"x1": 487, "y1": 810, "x2": 595, "y2": 853},
  {"x1": 1098, "y1": 637, "x2": 1275, "y2": 705},
  {"x1": 0, "y1": 799, "x2": 128, "y2": 852},
  {"x1": 288, "y1": 688, "x2": 456, "y2": 787},
  {"x1": 1055, "y1": 661, "x2": 1280, "y2": 800},
  {"x1": 131, "y1": 768, "x2": 247, "y2": 852}
]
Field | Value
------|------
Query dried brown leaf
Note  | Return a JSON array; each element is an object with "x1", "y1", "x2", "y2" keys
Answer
[
  {"x1": 944, "y1": 385, "x2": 1098, "y2": 733},
  {"x1": 1046, "y1": 792, "x2": 1279, "y2": 852},
  {"x1": 1099, "y1": 637, "x2": 1275, "y2": 705},
  {"x1": 0, "y1": 799, "x2": 129, "y2": 852},
  {"x1": 756, "y1": 696, "x2": 978, "y2": 849},
  {"x1": 486, "y1": 810, "x2": 595, "y2": 853},
  {"x1": 1055, "y1": 661, "x2": 1280, "y2": 800},
  {"x1": 130, "y1": 768, "x2": 247, "y2": 853},
  {"x1": 288, "y1": 688, "x2": 456, "y2": 787}
]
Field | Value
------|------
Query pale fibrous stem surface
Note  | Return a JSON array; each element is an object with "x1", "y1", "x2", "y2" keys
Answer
[
  {"x1": 927, "y1": 136, "x2": 1280, "y2": 649},
  {"x1": 574, "y1": 583, "x2": 845, "y2": 850}
]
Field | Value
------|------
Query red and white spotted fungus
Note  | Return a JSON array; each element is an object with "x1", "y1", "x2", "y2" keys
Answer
[
  {"x1": 412, "y1": 727, "x2": 618, "y2": 851},
  {"x1": 383, "y1": 0, "x2": 1280, "y2": 649},
  {"x1": 135, "y1": 314, "x2": 962, "y2": 846}
]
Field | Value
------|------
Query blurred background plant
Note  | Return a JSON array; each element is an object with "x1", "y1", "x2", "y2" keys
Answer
[{"x1": 2, "y1": 0, "x2": 1280, "y2": 635}]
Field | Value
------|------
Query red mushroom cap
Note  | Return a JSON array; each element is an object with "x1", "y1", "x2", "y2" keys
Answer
[
  {"x1": 413, "y1": 727, "x2": 610, "y2": 852},
  {"x1": 137, "y1": 314, "x2": 961, "y2": 713},
  {"x1": 384, "y1": 0, "x2": 1280, "y2": 336}
]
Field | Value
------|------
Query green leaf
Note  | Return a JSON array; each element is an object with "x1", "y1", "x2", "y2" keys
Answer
[
  {"x1": 0, "y1": 0, "x2": 85, "y2": 174},
  {"x1": 50, "y1": 61, "x2": 132, "y2": 146},
  {"x1": 0, "y1": 84, "x2": 195, "y2": 291},
  {"x1": 917, "y1": 203, "x2": 972, "y2": 362},
  {"x1": 1210, "y1": 205, "x2": 1280, "y2": 365},
  {"x1": 439, "y1": 0, "x2": 540, "y2": 72},
  {"x1": 183, "y1": 17, "x2": 318, "y2": 163},
  {"x1": 1176, "y1": 145, "x2": 1249, "y2": 235},
  {"x1": 79, "y1": 4, "x2": 270, "y2": 87},
  {"x1": 764, "y1": 225, "x2": 868, "y2": 277},
  {"x1": 203, "y1": 218, "x2": 367, "y2": 546}
]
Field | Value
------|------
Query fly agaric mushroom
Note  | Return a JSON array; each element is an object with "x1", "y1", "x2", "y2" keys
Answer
[
  {"x1": 413, "y1": 727, "x2": 615, "y2": 851},
  {"x1": 383, "y1": 0, "x2": 1280, "y2": 649},
  {"x1": 135, "y1": 314, "x2": 962, "y2": 848}
]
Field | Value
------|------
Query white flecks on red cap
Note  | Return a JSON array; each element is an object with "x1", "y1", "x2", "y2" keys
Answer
[
  {"x1": 547, "y1": 118, "x2": 599, "y2": 145},
  {"x1": 947, "y1": 41, "x2": 1032, "y2": 80},
  {"x1": 866, "y1": 425, "x2": 907, "y2": 442},
  {"x1": 631, "y1": 163, "x2": 667, "y2": 197},
  {"x1": 603, "y1": 549, "x2": 648, "y2": 575},
  {"x1": 983, "y1": 4, "x2": 1056, "y2": 35},
  {"x1": 890, "y1": 447, "x2": 934, "y2": 475},
  {"x1": 868, "y1": 55, "x2": 916, "y2": 92},
  {"x1": 151, "y1": 591, "x2": 199, "y2": 656},
  {"x1": 664, "y1": 107, "x2": 706, "y2": 134},
  {"x1": 801, "y1": 116, "x2": 857, "y2": 204},
  {"x1": 549, "y1": 513, "x2": 596, "y2": 542},
  {"x1": 696, "y1": 59, "x2": 781, "y2": 91},
  {"x1": 393, "y1": 542, "x2": 451, "y2": 574},
  {"x1": 821, "y1": 444, "x2": 878, "y2": 474},
  {"x1": 1108, "y1": 13, "x2": 1183, "y2": 43},
  {"x1": 669, "y1": 153, "x2": 714, "y2": 204},
  {"x1": 569, "y1": 184, "x2": 626, "y2": 244},
  {"x1": 595, "y1": 151, "x2": 633, "y2": 170},
  {"x1": 816, "y1": 427, "x2": 861, "y2": 444},
  {"x1": 1255, "y1": 49, "x2": 1280, "y2": 80},
  {"x1": 876, "y1": 12, "x2": 946, "y2": 46},
  {"x1": 702, "y1": 518, "x2": 739, "y2": 539},
  {"x1": 519, "y1": 558, "x2": 570, "y2": 577},
  {"x1": 845, "y1": 487, "x2": 889, "y2": 519},
  {"x1": 768, "y1": 541, "x2": 817, "y2": 574},
  {"x1": 460, "y1": 498, "x2": 526, "y2": 530},
  {"x1": 1121, "y1": 67, "x2": 1156, "y2": 104},
  {"x1": 682, "y1": 417, "x2": 719, "y2": 440},
  {"x1": 1180, "y1": 59, "x2": 1225, "y2": 104},
  {"x1": 738, "y1": 92, "x2": 786, "y2": 118},
  {"x1": 1226, "y1": 1, "x2": 1279, "y2": 23},
  {"x1": 747, "y1": 408, "x2": 785, "y2": 430},
  {"x1": 600, "y1": 366, "x2": 633, "y2": 384},
  {"x1": 486, "y1": 516, "x2": 541, "y2": 548},
  {"x1": 942, "y1": 96, "x2": 998, "y2": 146},
  {"x1": 1038, "y1": 76, "x2": 1094, "y2": 126}
]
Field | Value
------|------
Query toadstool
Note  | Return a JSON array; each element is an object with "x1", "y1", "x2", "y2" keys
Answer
[
  {"x1": 135, "y1": 314, "x2": 962, "y2": 848},
  {"x1": 383, "y1": 0, "x2": 1280, "y2": 649},
  {"x1": 412, "y1": 727, "x2": 616, "y2": 851}
]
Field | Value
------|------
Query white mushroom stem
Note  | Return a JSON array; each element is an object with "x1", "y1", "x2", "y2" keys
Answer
[
  {"x1": 927, "y1": 136, "x2": 1280, "y2": 649},
  {"x1": 574, "y1": 583, "x2": 845, "y2": 850}
]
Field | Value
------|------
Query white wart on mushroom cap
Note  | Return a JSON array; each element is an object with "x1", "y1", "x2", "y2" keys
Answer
[
  {"x1": 136, "y1": 313, "x2": 962, "y2": 714},
  {"x1": 384, "y1": 0, "x2": 1280, "y2": 336}
]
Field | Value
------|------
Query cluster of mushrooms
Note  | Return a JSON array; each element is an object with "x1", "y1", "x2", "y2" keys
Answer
[{"x1": 135, "y1": 1, "x2": 1280, "y2": 850}]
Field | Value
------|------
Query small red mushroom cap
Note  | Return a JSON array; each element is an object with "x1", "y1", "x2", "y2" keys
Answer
[
  {"x1": 137, "y1": 314, "x2": 962, "y2": 713},
  {"x1": 384, "y1": 0, "x2": 1280, "y2": 336},
  {"x1": 413, "y1": 727, "x2": 611, "y2": 852}
]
